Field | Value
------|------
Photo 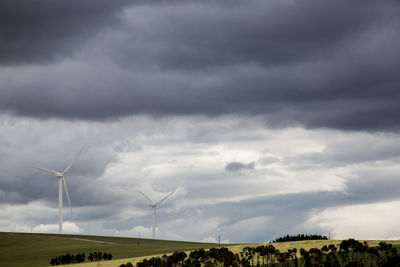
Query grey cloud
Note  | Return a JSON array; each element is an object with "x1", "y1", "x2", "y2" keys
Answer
[
  {"x1": 0, "y1": 0, "x2": 130, "y2": 65},
  {"x1": 117, "y1": 0, "x2": 384, "y2": 69},
  {"x1": 204, "y1": 183, "x2": 400, "y2": 243},
  {"x1": 2, "y1": 116, "x2": 400, "y2": 241},
  {"x1": 259, "y1": 156, "x2": 280, "y2": 166},
  {"x1": 3, "y1": 0, "x2": 400, "y2": 242},
  {"x1": 0, "y1": 118, "x2": 127, "y2": 207},
  {"x1": 344, "y1": 170, "x2": 400, "y2": 202},
  {"x1": 1, "y1": 1, "x2": 400, "y2": 131},
  {"x1": 170, "y1": 191, "x2": 346, "y2": 243},
  {"x1": 286, "y1": 134, "x2": 400, "y2": 169},
  {"x1": 224, "y1": 162, "x2": 255, "y2": 172}
]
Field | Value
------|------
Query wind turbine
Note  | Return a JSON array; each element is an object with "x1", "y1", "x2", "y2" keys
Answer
[
  {"x1": 35, "y1": 147, "x2": 84, "y2": 234},
  {"x1": 138, "y1": 190, "x2": 174, "y2": 239}
]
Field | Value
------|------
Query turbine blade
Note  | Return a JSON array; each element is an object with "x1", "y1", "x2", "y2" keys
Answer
[
  {"x1": 63, "y1": 146, "x2": 84, "y2": 174},
  {"x1": 156, "y1": 191, "x2": 174, "y2": 206},
  {"x1": 34, "y1": 167, "x2": 59, "y2": 176},
  {"x1": 137, "y1": 190, "x2": 153, "y2": 205},
  {"x1": 62, "y1": 178, "x2": 72, "y2": 212}
]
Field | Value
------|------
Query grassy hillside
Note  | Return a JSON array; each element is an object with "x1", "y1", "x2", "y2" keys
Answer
[
  {"x1": 63, "y1": 239, "x2": 400, "y2": 267},
  {"x1": 231, "y1": 239, "x2": 400, "y2": 254},
  {"x1": 0, "y1": 232, "x2": 217, "y2": 267},
  {"x1": 2, "y1": 232, "x2": 400, "y2": 267},
  {"x1": 57, "y1": 243, "x2": 332, "y2": 267}
]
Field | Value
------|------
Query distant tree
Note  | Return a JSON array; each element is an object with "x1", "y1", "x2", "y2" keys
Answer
[
  {"x1": 50, "y1": 258, "x2": 58, "y2": 265},
  {"x1": 77, "y1": 253, "x2": 85, "y2": 263},
  {"x1": 97, "y1": 251, "x2": 103, "y2": 262},
  {"x1": 50, "y1": 253, "x2": 87, "y2": 265},
  {"x1": 328, "y1": 244, "x2": 337, "y2": 252},
  {"x1": 379, "y1": 242, "x2": 392, "y2": 251},
  {"x1": 107, "y1": 253, "x2": 113, "y2": 260},
  {"x1": 102, "y1": 252, "x2": 108, "y2": 261},
  {"x1": 382, "y1": 254, "x2": 400, "y2": 267},
  {"x1": 273, "y1": 234, "x2": 328, "y2": 243}
]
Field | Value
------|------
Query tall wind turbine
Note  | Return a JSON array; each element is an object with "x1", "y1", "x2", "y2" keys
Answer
[
  {"x1": 35, "y1": 147, "x2": 84, "y2": 234},
  {"x1": 138, "y1": 190, "x2": 174, "y2": 239}
]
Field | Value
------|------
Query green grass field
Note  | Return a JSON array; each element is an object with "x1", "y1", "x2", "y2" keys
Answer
[
  {"x1": 59, "y1": 239, "x2": 400, "y2": 267},
  {"x1": 0, "y1": 232, "x2": 217, "y2": 267},
  {"x1": 2, "y1": 232, "x2": 400, "y2": 267}
]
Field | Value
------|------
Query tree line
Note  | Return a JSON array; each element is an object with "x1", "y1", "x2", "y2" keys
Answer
[
  {"x1": 119, "y1": 239, "x2": 400, "y2": 266},
  {"x1": 272, "y1": 234, "x2": 328, "y2": 243},
  {"x1": 50, "y1": 253, "x2": 85, "y2": 265},
  {"x1": 49, "y1": 251, "x2": 112, "y2": 265}
]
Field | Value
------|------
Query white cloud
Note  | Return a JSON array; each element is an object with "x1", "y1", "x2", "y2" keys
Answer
[
  {"x1": 0, "y1": 201, "x2": 57, "y2": 227},
  {"x1": 33, "y1": 221, "x2": 81, "y2": 234},
  {"x1": 115, "y1": 225, "x2": 153, "y2": 239},
  {"x1": 200, "y1": 236, "x2": 229, "y2": 244},
  {"x1": 308, "y1": 201, "x2": 400, "y2": 240},
  {"x1": 200, "y1": 236, "x2": 218, "y2": 243}
]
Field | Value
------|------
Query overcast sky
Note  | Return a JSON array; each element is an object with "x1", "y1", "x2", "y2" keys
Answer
[{"x1": 1, "y1": 0, "x2": 400, "y2": 243}]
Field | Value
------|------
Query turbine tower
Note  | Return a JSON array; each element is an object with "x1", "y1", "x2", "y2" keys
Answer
[
  {"x1": 138, "y1": 190, "x2": 174, "y2": 239},
  {"x1": 35, "y1": 147, "x2": 84, "y2": 234}
]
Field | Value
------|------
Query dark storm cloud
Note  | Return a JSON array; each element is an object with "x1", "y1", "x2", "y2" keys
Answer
[
  {"x1": 0, "y1": 0, "x2": 130, "y2": 65},
  {"x1": 1, "y1": 0, "x2": 400, "y2": 131},
  {"x1": 224, "y1": 161, "x2": 255, "y2": 172}
]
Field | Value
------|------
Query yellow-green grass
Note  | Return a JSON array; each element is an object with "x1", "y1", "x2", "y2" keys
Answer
[
  {"x1": 229, "y1": 239, "x2": 400, "y2": 255},
  {"x1": 61, "y1": 240, "x2": 400, "y2": 267},
  {"x1": 0, "y1": 232, "x2": 217, "y2": 267},
  {"x1": 55, "y1": 251, "x2": 197, "y2": 267},
  {"x1": 60, "y1": 246, "x2": 236, "y2": 267}
]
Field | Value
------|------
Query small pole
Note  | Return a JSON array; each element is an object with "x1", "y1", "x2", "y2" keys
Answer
[
  {"x1": 14, "y1": 224, "x2": 16, "y2": 232},
  {"x1": 218, "y1": 235, "x2": 220, "y2": 247},
  {"x1": 328, "y1": 232, "x2": 331, "y2": 240}
]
